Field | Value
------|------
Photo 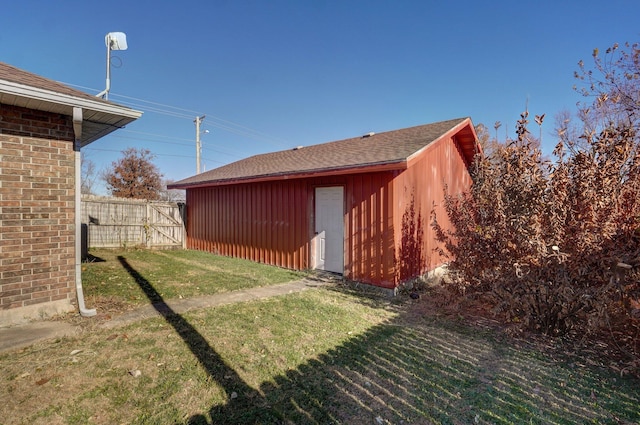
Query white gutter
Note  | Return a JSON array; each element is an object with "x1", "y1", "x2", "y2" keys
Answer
[
  {"x1": 72, "y1": 107, "x2": 96, "y2": 317},
  {"x1": 0, "y1": 79, "x2": 141, "y2": 118}
]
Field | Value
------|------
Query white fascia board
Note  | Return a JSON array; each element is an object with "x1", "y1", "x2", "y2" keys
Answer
[{"x1": 0, "y1": 79, "x2": 142, "y2": 119}]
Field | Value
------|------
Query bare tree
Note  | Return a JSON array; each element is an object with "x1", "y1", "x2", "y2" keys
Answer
[
  {"x1": 575, "y1": 42, "x2": 640, "y2": 133},
  {"x1": 80, "y1": 151, "x2": 97, "y2": 195},
  {"x1": 159, "y1": 179, "x2": 186, "y2": 202},
  {"x1": 475, "y1": 122, "x2": 504, "y2": 158},
  {"x1": 574, "y1": 41, "x2": 640, "y2": 181}
]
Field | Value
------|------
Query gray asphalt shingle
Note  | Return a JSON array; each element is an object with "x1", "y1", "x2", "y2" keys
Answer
[{"x1": 172, "y1": 117, "x2": 469, "y2": 187}]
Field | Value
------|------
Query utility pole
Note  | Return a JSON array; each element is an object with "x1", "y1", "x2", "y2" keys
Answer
[{"x1": 194, "y1": 115, "x2": 205, "y2": 174}]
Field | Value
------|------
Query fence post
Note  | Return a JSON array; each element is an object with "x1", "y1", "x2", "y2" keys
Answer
[{"x1": 146, "y1": 201, "x2": 151, "y2": 248}]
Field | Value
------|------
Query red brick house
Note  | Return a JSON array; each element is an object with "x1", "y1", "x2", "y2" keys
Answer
[
  {"x1": 169, "y1": 118, "x2": 480, "y2": 290},
  {"x1": 0, "y1": 62, "x2": 141, "y2": 325}
]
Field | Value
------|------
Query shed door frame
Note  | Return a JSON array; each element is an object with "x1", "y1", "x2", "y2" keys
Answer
[{"x1": 313, "y1": 186, "x2": 345, "y2": 274}]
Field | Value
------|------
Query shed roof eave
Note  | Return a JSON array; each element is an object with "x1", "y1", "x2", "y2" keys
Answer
[
  {"x1": 168, "y1": 160, "x2": 408, "y2": 190},
  {"x1": 405, "y1": 117, "x2": 480, "y2": 167}
]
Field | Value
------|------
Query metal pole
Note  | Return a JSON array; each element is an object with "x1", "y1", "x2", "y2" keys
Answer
[
  {"x1": 96, "y1": 36, "x2": 112, "y2": 99},
  {"x1": 194, "y1": 115, "x2": 205, "y2": 174},
  {"x1": 104, "y1": 43, "x2": 111, "y2": 100}
]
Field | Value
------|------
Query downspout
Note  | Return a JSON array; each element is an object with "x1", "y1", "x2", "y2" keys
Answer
[{"x1": 72, "y1": 107, "x2": 97, "y2": 317}]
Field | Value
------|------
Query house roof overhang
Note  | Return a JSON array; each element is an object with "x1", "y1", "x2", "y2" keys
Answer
[{"x1": 0, "y1": 64, "x2": 142, "y2": 146}]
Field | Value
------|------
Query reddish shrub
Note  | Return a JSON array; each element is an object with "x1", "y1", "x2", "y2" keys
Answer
[{"x1": 433, "y1": 114, "x2": 640, "y2": 346}]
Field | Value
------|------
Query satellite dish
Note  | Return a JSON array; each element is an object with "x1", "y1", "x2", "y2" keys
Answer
[{"x1": 106, "y1": 32, "x2": 128, "y2": 51}]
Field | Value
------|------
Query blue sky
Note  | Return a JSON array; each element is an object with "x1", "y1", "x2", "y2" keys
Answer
[{"x1": 2, "y1": 0, "x2": 639, "y2": 194}]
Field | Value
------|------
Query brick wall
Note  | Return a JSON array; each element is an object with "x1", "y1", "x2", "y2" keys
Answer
[{"x1": 0, "y1": 104, "x2": 77, "y2": 324}]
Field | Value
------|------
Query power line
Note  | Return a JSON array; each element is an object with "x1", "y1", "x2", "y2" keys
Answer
[
  {"x1": 119, "y1": 129, "x2": 194, "y2": 143},
  {"x1": 117, "y1": 128, "x2": 249, "y2": 158},
  {"x1": 59, "y1": 82, "x2": 205, "y2": 118},
  {"x1": 200, "y1": 144, "x2": 240, "y2": 157},
  {"x1": 110, "y1": 132, "x2": 242, "y2": 157},
  {"x1": 60, "y1": 81, "x2": 293, "y2": 149},
  {"x1": 200, "y1": 121, "x2": 291, "y2": 148},
  {"x1": 108, "y1": 92, "x2": 205, "y2": 117},
  {"x1": 83, "y1": 147, "x2": 228, "y2": 165},
  {"x1": 110, "y1": 133, "x2": 192, "y2": 147}
]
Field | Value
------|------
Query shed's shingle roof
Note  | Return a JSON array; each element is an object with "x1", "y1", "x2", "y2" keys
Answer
[{"x1": 171, "y1": 117, "x2": 477, "y2": 189}]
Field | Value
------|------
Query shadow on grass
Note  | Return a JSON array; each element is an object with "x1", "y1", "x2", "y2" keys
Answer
[
  {"x1": 116, "y1": 256, "x2": 261, "y2": 414},
  {"x1": 83, "y1": 253, "x2": 105, "y2": 263},
  {"x1": 118, "y1": 256, "x2": 640, "y2": 424},
  {"x1": 199, "y1": 323, "x2": 640, "y2": 424}
]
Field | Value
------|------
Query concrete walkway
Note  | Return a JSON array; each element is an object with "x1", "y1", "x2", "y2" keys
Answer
[{"x1": 0, "y1": 275, "x2": 334, "y2": 354}]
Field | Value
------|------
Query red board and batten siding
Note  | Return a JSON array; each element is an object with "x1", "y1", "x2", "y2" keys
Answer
[
  {"x1": 316, "y1": 173, "x2": 397, "y2": 287},
  {"x1": 186, "y1": 180, "x2": 311, "y2": 270},
  {"x1": 391, "y1": 132, "x2": 474, "y2": 283},
  {"x1": 185, "y1": 171, "x2": 399, "y2": 287}
]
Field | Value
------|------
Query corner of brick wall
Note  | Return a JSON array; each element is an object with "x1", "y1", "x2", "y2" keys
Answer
[{"x1": 1, "y1": 104, "x2": 77, "y2": 323}]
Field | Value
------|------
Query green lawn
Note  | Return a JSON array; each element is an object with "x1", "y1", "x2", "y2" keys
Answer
[
  {"x1": 1, "y1": 249, "x2": 638, "y2": 424},
  {"x1": 82, "y1": 248, "x2": 305, "y2": 309}
]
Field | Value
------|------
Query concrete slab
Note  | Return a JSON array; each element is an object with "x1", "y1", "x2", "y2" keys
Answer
[{"x1": 0, "y1": 321, "x2": 78, "y2": 353}]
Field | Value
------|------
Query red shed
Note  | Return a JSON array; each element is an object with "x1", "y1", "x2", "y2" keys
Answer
[{"x1": 169, "y1": 117, "x2": 479, "y2": 290}]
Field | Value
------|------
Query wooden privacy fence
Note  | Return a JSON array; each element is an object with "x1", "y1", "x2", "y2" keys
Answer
[{"x1": 81, "y1": 195, "x2": 186, "y2": 249}]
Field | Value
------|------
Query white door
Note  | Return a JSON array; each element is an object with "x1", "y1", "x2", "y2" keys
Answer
[{"x1": 314, "y1": 186, "x2": 344, "y2": 273}]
